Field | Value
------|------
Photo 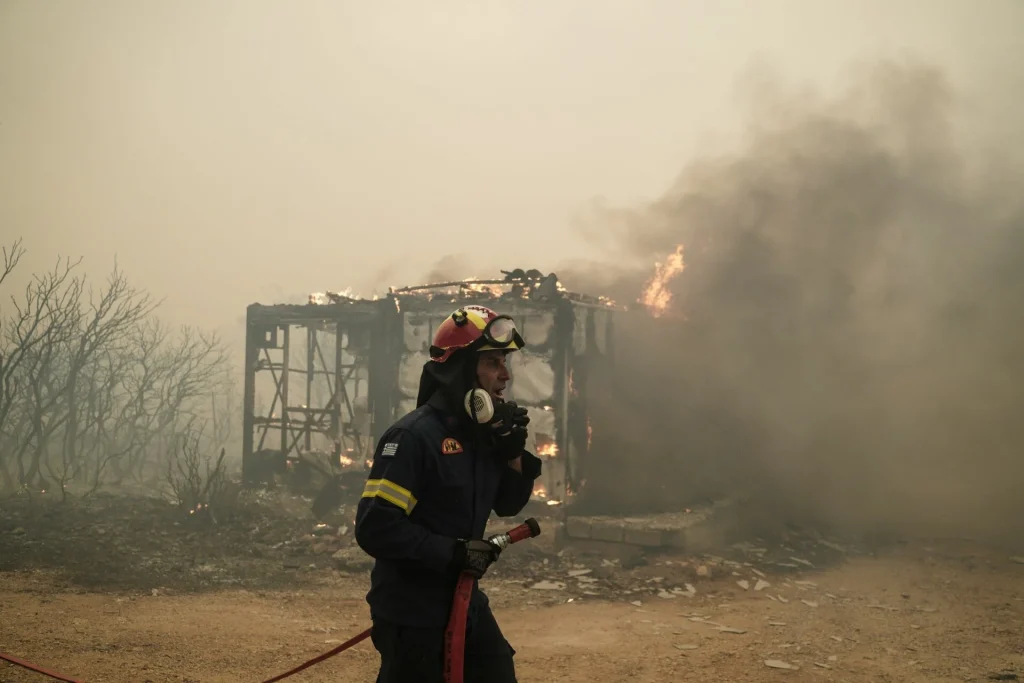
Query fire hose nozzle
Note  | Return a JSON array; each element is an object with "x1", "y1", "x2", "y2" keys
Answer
[{"x1": 487, "y1": 517, "x2": 541, "y2": 550}]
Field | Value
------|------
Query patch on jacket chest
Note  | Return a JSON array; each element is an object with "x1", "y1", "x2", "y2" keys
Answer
[{"x1": 441, "y1": 437, "x2": 463, "y2": 455}]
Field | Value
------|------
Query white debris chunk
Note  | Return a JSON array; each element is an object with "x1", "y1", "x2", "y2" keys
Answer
[
  {"x1": 658, "y1": 591, "x2": 678, "y2": 600},
  {"x1": 737, "y1": 580, "x2": 750, "y2": 590},
  {"x1": 674, "y1": 644, "x2": 699, "y2": 650},
  {"x1": 764, "y1": 659, "x2": 799, "y2": 670},
  {"x1": 754, "y1": 579, "x2": 771, "y2": 591},
  {"x1": 529, "y1": 580, "x2": 565, "y2": 591},
  {"x1": 801, "y1": 600, "x2": 819, "y2": 608},
  {"x1": 567, "y1": 569, "x2": 592, "y2": 577}
]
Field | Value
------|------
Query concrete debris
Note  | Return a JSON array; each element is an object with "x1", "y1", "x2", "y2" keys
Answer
[
  {"x1": 754, "y1": 579, "x2": 771, "y2": 591},
  {"x1": 630, "y1": 600, "x2": 643, "y2": 607},
  {"x1": 777, "y1": 595, "x2": 790, "y2": 603},
  {"x1": 1009, "y1": 557, "x2": 1024, "y2": 565},
  {"x1": 716, "y1": 626, "x2": 747, "y2": 634},
  {"x1": 567, "y1": 569, "x2": 592, "y2": 577},
  {"x1": 801, "y1": 600, "x2": 819, "y2": 608},
  {"x1": 751, "y1": 568, "x2": 767, "y2": 578},
  {"x1": 657, "y1": 590, "x2": 678, "y2": 599},
  {"x1": 674, "y1": 644, "x2": 699, "y2": 650},
  {"x1": 814, "y1": 662, "x2": 832, "y2": 669},
  {"x1": 830, "y1": 635, "x2": 843, "y2": 642},
  {"x1": 768, "y1": 621, "x2": 786, "y2": 626},
  {"x1": 793, "y1": 580, "x2": 817, "y2": 587},
  {"x1": 530, "y1": 580, "x2": 566, "y2": 591},
  {"x1": 737, "y1": 580, "x2": 750, "y2": 590},
  {"x1": 764, "y1": 659, "x2": 799, "y2": 670}
]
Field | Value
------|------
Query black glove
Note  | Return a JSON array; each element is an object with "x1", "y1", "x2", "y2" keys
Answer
[
  {"x1": 488, "y1": 401, "x2": 530, "y2": 436},
  {"x1": 488, "y1": 401, "x2": 530, "y2": 461},
  {"x1": 450, "y1": 539, "x2": 502, "y2": 579}
]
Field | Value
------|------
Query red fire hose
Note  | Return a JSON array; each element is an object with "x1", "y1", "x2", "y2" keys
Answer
[
  {"x1": 443, "y1": 517, "x2": 541, "y2": 683},
  {"x1": 0, "y1": 518, "x2": 541, "y2": 683}
]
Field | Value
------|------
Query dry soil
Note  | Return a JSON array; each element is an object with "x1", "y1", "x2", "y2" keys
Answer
[{"x1": 2, "y1": 540, "x2": 1022, "y2": 683}]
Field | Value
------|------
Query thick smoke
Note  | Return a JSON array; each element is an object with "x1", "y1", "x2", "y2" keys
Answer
[{"x1": 563, "y1": 60, "x2": 1024, "y2": 547}]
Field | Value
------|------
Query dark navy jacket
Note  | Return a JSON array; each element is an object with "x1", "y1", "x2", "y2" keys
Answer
[{"x1": 354, "y1": 395, "x2": 542, "y2": 627}]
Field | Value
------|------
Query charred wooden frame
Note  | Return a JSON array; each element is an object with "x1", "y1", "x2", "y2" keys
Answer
[{"x1": 241, "y1": 273, "x2": 619, "y2": 508}]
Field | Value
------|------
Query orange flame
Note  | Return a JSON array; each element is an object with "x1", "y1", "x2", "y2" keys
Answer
[
  {"x1": 537, "y1": 442, "x2": 558, "y2": 457},
  {"x1": 639, "y1": 244, "x2": 685, "y2": 317}
]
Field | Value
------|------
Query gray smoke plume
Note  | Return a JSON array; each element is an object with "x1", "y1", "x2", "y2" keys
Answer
[{"x1": 562, "y1": 59, "x2": 1024, "y2": 548}]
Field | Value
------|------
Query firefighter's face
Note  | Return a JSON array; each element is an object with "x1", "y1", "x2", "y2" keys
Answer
[{"x1": 476, "y1": 350, "x2": 511, "y2": 402}]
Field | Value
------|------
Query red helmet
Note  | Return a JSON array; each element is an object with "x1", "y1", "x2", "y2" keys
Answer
[{"x1": 429, "y1": 305, "x2": 525, "y2": 363}]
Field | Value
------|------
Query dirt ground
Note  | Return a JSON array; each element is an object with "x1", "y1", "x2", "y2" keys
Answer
[{"x1": 2, "y1": 494, "x2": 1022, "y2": 683}]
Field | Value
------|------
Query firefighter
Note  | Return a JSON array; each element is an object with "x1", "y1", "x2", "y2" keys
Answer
[{"x1": 354, "y1": 304, "x2": 542, "y2": 683}]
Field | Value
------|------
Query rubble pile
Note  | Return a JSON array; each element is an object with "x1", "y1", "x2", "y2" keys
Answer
[
  {"x1": 2, "y1": 488, "x2": 880, "y2": 602},
  {"x1": 482, "y1": 528, "x2": 861, "y2": 607}
]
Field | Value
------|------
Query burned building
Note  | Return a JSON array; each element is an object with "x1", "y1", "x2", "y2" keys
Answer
[{"x1": 241, "y1": 270, "x2": 620, "y2": 508}]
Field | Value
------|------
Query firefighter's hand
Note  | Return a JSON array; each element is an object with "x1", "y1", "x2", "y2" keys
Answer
[
  {"x1": 450, "y1": 539, "x2": 501, "y2": 579},
  {"x1": 489, "y1": 401, "x2": 530, "y2": 437},
  {"x1": 490, "y1": 401, "x2": 529, "y2": 461},
  {"x1": 494, "y1": 425, "x2": 528, "y2": 462}
]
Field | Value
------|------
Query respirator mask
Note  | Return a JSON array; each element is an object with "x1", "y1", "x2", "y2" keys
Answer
[
  {"x1": 464, "y1": 387, "x2": 497, "y2": 424},
  {"x1": 464, "y1": 388, "x2": 530, "y2": 438}
]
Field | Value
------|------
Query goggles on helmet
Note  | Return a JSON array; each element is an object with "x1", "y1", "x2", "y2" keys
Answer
[{"x1": 480, "y1": 315, "x2": 523, "y2": 349}]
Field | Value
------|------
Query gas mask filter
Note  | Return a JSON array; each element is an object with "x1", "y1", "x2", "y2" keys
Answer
[{"x1": 463, "y1": 388, "x2": 495, "y2": 424}]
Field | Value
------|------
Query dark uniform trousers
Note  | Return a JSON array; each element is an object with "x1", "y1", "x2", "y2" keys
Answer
[
  {"x1": 371, "y1": 594, "x2": 516, "y2": 683},
  {"x1": 355, "y1": 397, "x2": 541, "y2": 683}
]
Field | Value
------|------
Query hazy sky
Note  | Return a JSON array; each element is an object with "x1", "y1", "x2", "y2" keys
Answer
[{"x1": 1, "y1": 0, "x2": 1020, "y2": 337}]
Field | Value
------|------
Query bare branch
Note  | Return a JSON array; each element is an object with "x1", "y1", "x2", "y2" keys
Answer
[{"x1": 0, "y1": 238, "x2": 25, "y2": 289}]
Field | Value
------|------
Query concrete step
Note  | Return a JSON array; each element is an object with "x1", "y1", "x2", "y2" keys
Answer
[{"x1": 561, "y1": 496, "x2": 744, "y2": 550}]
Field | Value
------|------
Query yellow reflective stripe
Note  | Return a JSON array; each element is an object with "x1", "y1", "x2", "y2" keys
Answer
[{"x1": 361, "y1": 478, "x2": 418, "y2": 514}]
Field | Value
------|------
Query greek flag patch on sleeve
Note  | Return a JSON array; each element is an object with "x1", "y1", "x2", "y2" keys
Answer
[{"x1": 381, "y1": 442, "x2": 399, "y2": 458}]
